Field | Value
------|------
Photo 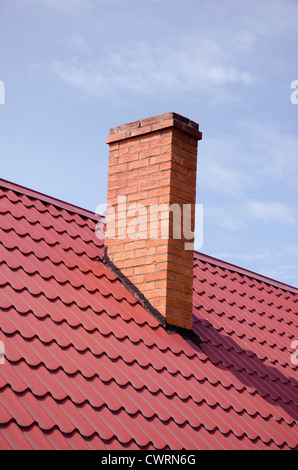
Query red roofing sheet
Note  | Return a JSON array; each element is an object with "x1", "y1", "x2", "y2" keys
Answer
[{"x1": 0, "y1": 178, "x2": 297, "y2": 450}]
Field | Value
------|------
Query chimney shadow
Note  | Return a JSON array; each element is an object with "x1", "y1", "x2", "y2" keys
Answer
[{"x1": 192, "y1": 316, "x2": 298, "y2": 422}]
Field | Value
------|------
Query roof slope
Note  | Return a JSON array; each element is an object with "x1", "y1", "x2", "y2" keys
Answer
[{"x1": 0, "y1": 178, "x2": 297, "y2": 450}]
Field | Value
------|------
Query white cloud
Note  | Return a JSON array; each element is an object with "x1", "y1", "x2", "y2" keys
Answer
[
  {"x1": 65, "y1": 35, "x2": 87, "y2": 52},
  {"x1": 244, "y1": 123, "x2": 298, "y2": 189},
  {"x1": 261, "y1": 264, "x2": 298, "y2": 287},
  {"x1": 49, "y1": 37, "x2": 254, "y2": 100},
  {"x1": 199, "y1": 154, "x2": 250, "y2": 198},
  {"x1": 281, "y1": 243, "x2": 298, "y2": 257},
  {"x1": 199, "y1": 136, "x2": 254, "y2": 198},
  {"x1": 211, "y1": 248, "x2": 272, "y2": 264},
  {"x1": 205, "y1": 205, "x2": 246, "y2": 231},
  {"x1": 199, "y1": 120, "x2": 298, "y2": 202},
  {"x1": 246, "y1": 199, "x2": 298, "y2": 226},
  {"x1": 200, "y1": 160, "x2": 247, "y2": 198},
  {"x1": 209, "y1": 247, "x2": 298, "y2": 287},
  {"x1": 21, "y1": 0, "x2": 88, "y2": 9}
]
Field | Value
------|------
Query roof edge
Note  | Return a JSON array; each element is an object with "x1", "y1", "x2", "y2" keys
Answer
[
  {"x1": 0, "y1": 178, "x2": 103, "y2": 222},
  {"x1": 195, "y1": 251, "x2": 298, "y2": 295}
]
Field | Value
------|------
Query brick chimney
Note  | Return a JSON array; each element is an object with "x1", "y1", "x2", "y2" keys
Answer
[{"x1": 105, "y1": 112, "x2": 202, "y2": 330}]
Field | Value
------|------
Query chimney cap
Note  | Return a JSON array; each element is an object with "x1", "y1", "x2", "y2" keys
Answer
[{"x1": 106, "y1": 112, "x2": 202, "y2": 144}]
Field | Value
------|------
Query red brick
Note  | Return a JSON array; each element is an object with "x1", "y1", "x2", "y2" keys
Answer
[
  {"x1": 145, "y1": 289, "x2": 165, "y2": 300},
  {"x1": 130, "y1": 124, "x2": 152, "y2": 137},
  {"x1": 149, "y1": 169, "x2": 171, "y2": 182},
  {"x1": 108, "y1": 163, "x2": 128, "y2": 174},
  {"x1": 139, "y1": 148, "x2": 161, "y2": 159},
  {"x1": 128, "y1": 191, "x2": 149, "y2": 202},
  {"x1": 124, "y1": 240, "x2": 147, "y2": 251},
  {"x1": 144, "y1": 272, "x2": 164, "y2": 283},
  {"x1": 150, "y1": 154, "x2": 171, "y2": 165},
  {"x1": 159, "y1": 161, "x2": 172, "y2": 171},
  {"x1": 107, "y1": 179, "x2": 128, "y2": 191},
  {"x1": 145, "y1": 253, "x2": 167, "y2": 265},
  {"x1": 133, "y1": 264, "x2": 156, "y2": 276},
  {"x1": 154, "y1": 279, "x2": 168, "y2": 290},
  {"x1": 138, "y1": 163, "x2": 161, "y2": 176},
  {"x1": 129, "y1": 274, "x2": 145, "y2": 284},
  {"x1": 113, "y1": 259, "x2": 124, "y2": 269},
  {"x1": 151, "y1": 119, "x2": 175, "y2": 133},
  {"x1": 118, "y1": 154, "x2": 141, "y2": 165},
  {"x1": 106, "y1": 189, "x2": 117, "y2": 199},
  {"x1": 116, "y1": 169, "x2": 138, "y2": 181},
  {"x1": 165, "y1": 306, "x2": 190, "y2": 319},
  {"x1": 178, "y1": 173, "x2": 196, "y2": 187},
  {"x1": 140, "y1": 132, "x2": 162, "y2": 143},
  {"x1": 140, "y1": 115, "x2": 163, "y2": 127},
  {"x1": 153, "y1": 298, "x2": 168, "y2": 309},
  {"x1": 150, "y1": 136, "x2": 172, "y2": 149},
  {"x1": 130, "y1": 142, "x2": 150, "y2": 153},
  {"x1": 142, "y1": 196, "x2": 159, "y2": 206},
  {"x1": 167, "y1": 262, "x2": 186, "y2": 275},
  {"x1": 119, "y1": 137, "x2": 137, "y2": 148},
  {"x1": 123, "y1": 257, "x2": 146, "y2": 268},
  {"x1": 158, "y1": 194, "x2": 171, "y2": 205},
  {"x1": 166, "y1": 316, "x2": 192, "y2": 329},
  {"x1": 172, "y1": 136, "x2": 197, "y2": 152},
  {"x1": 179, "y1": 157, "x2": 197, "y2": 171},
  {"x1": 155, "y1": 262, "x2": 168, "y2": 272},
  {"x1": 148, "y1": 187, "x2": 168, "y2": 198},
  {"x1": 138, "y1": 180, "x2": 160, "y2": 192},
  {"x1": 128, "y1": 159, "x2": 149, "y2": 171},
  {"x1": 175, "y1": 291, "x2": 193, "y2": 303},
  {"x1": 131, "y1": 175, "x2": 149, "y2": 186},
  {"x1": 171, "y1": 161, "x2": 188, "y2": 176}
]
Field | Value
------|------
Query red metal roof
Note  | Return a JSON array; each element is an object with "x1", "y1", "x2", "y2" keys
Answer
[{"x1": 0, "y1": 178, "x2": 297, "y2": 450}]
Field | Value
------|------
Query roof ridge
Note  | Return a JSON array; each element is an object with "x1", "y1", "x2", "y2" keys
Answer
[
  {"x1": 0, "y1": 178, "x2": 102, "y2": 222},
  {"x1": 195, "y1": 251, "x2": 298, "y2": 295}
]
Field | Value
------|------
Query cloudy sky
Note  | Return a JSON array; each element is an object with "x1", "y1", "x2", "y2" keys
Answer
[{"x1": 1, "y1": 0, "x2": 298, "y2": 287}]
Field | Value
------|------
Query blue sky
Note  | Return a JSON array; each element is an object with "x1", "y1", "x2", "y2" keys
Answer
[{"x1": 1, "y1": 0, "x2": 298, "y2": 287}]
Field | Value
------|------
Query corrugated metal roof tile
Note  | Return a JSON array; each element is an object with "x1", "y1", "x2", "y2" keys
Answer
[
  {"x1": 0, "y1": 387, "x2": 35, "y2": 427},
  {"x1": 0, "y1": 178, "x2": 297, "y2": 450},
  {"x1": 0, "y1": 422, "x2": 34, "y2": 450}
]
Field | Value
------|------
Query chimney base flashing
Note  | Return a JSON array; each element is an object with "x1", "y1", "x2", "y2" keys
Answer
[
  {"x1": 102, "y1": 247, "x2": 201, "y2": 346},
  {"x1": 165, "y1": 323, "x2": 201, "y2": 348},
  {"x1": 101, "y1": 248, "x2": 201, "y2": 347},
  {"x1": 102, "y1": 247, "x2": 166, "y2": 327}
]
